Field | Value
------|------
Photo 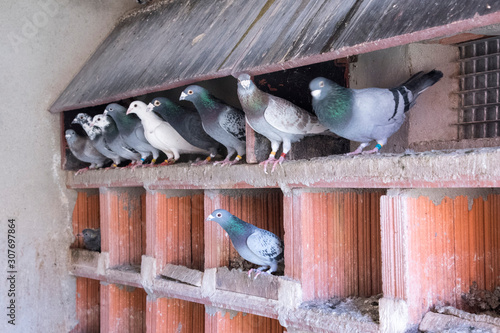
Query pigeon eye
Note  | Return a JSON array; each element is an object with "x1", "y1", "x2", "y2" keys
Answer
[
  {"x1": 216, "y1": 213, "x2": 222, "y2": 218},
  {"x1": 154, "y1": 100, "x2": 160, "y2": 106},
  {"x1": 188, "y1": 90, "x2": 193, "y2": 95},
  {"x1": 108, "y1": 107, "x2": 113, "y2": 111},
  {"x1": 319, "y1": 81, "x2": 325, "y2": 88},
  {"x1": 134, "y1": 104, "x2": 137, "y2": 107}
]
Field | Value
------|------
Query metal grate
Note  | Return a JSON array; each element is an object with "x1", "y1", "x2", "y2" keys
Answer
[{"x1": 458, "y1": 36, "x2": 500, "y2": 139}]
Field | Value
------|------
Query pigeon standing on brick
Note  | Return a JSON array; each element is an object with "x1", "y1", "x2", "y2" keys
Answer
[
  {"x1": 207, "y1": 209, "x2": 283, "y2": 278},
  {"x1": 127, "y1": 100, "x2": 210, "y2": 163},
  {"x1": 237, "y1": 73, "x2": 329, "y2": 173},
  {"x1": 91, "y1": 114, "x2": 142, "y2": 166},
  {"x1": 65, "y1": 129, "x2": 109, "y2": 174},
  {"x1": 72, "y1": 113, "x2": 123, "y2": 167},
  {"x1": 77, "y1": 228, "x2": 101, "y2": 252},
  {"x1": 309, "y1": 70, "x2": 443, "y2": 154},
  {"x1": 180, "y1": 85, "x2": 246, "y2": 166},
  {"x1": 104, "y1": 103, "x2": 160, "y2": 165},
  {"x1": 147, "y1": 97, "x2": 221, "y2": 165}
]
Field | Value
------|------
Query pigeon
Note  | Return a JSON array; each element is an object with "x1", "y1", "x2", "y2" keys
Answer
[
  {"x1": 104, "y1": 103, "x2": 160, "y2": 165},
  {"x1": 147, "y1": 97, "x2": 221, "y2": 165},
  {"x1": 72, "y1": 113, "x2": 123, "y2": 167},
  {"x1": 91, "y1": 114, "x2": 142, "y2": 166},
  {"x1": 126, "y1": 100, "x2": 211, "y2": 163},
  {"x1": 237, "y1": 73, "x2": 329, "y2": 173},
  {"x1": 65, "y1": 129, "x2": 109, "y2": 174},
  {"x1": 180, "y1": 85, "x2": 246, "y2": 166},
  {"x1": 309, "y1": 70, "x2": 443, "y2": 155},
  {"x1": 77, "y1": 228, "x2": 101, "y2": 252},
  {"x1": 207, "y1": 209, "x2": 283, "y2": 278}
]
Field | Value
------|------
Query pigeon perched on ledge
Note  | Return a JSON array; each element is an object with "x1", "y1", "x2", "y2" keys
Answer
[
  {"x1": 207, "y1": 209, "x2": 283, "y2": 278},
  {"x1": 309, "y1": 70, "x2": 443, "y2": 155},
  {"x1": 77, "y1": 228, "x2": 101, "y2": 252},
  {"x1": 148, "y1": 97, "x2": 221, "y2": 165},
  {"x1": 72, "y1": 113, "x2": 123, "y2": 167},
  {"x1": 65, "y1": 129, "x2": 109, "y2": 174},
  {"x1": 237, "y1": 73, "x2": 329, "y2": 173},
  {"x1": 180, "y1": 85, "x2": 246, "y2": 166},
  {"x1": 104, "y1": 103, "x2": 160, "y2": 166},
  {"x1": 91, "y1": 114, "x2": 142, "y2": 166},
  {"x1": 127, "y1": 100, "x2": 210, "y2": 163}
]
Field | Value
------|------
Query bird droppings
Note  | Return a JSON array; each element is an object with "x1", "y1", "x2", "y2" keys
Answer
[
  {"x1": 299, "y1": 294, "x2": 382, "y2": 324},
  {"x1": 462, "y1": 282, "x2": 500, "y2": 316}
]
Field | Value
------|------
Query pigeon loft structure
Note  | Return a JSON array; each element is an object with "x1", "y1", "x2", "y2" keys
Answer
[{"x1": 54, "y1": 1, "x2": 500, "y2": 332}]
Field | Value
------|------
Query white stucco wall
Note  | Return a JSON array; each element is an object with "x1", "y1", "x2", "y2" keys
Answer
[{"x1": 0, "y1": 1, "x2": 139, "y2": 331}]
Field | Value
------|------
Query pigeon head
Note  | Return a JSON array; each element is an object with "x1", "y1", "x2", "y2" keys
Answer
[
  {"x1": 65, "y1": 129, "x2": 77, "y2": 144},
  {"x1": 148, "y1": 97, "x2": 183, "y2": 115},
  {"x1": 72, "y1": 113, "x2": 92, "y2": 125},
  {"x1": 91, "y1": 114, "x2": 110, "y2": 129},
  {"x1": 206, "y1": 209, "x2": 234, "y2": 226},
  {"x1": 104, "y1": 103, "x2": 126, "y2": 116},
  {"x1": 126, "y1": 100, "x2": 147, "y2": 118},
  {"x1": 237, "y1": 73, "x2": 253, "y2": 90},
  {"x1": 179, "y1": 85, "x2": 208, "y2": 103},
  {"x1": 80, "y1": 228, "x2": 99, "y2": 240},
  {"x1": 309, "y1": 77, "x2": 333, "y2": 100}
]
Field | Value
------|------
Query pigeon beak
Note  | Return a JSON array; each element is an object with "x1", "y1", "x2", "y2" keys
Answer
[
  {"x1": 103, "y1": 110, "x2": 108, "y2": 116},
  {"x1": 126, "y1": 107, "x2": 133, "y2": 115},
  {"x1": 179, "y1": 92, "x2": 188, "y2": 101},
  {"x1": 71, "y1": 119, "x2": 77, "y2": 124},
  {"x1": 240, "y1": 80, "x2": 251, "y2": 90},
  {"x1": 206, "y1": 214, "x2": 214, "y2": 221},
  {"x1": 146, "y1": 103, "x2": 154, "y2": 113},
  {"x1": 76, "y1": 233, "x2": 82, "y2": 237},
  {"x1": 311, "y1": 89, "x2": 321, "y2": 98}
]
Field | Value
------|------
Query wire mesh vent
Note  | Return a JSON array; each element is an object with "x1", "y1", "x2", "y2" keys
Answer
[{"x1": 458, "y1": 36, "x2": 500, "y2": 139}]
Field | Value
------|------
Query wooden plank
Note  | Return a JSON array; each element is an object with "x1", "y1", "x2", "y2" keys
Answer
[
  {"x1": 215, "y1": 267, "x2": 279, "y2": 300},
  {"x1": 161, "y1": 264, "x2": 203, "y2": 287}
]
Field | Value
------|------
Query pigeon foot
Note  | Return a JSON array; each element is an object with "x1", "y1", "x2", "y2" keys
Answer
[
  {"x1": 361, "y1": 147, "x2": 380, "y2": 155},
  {"x1": 271, "y1": 155, "x2": 286, "y2": 173},
  {"x1": 346, "y1": 148, "x2": 363, "y2": 156},
  {"x1": 75, "y1": 167, "x2": 89, "y2": 176},
  {"x1": 259, "y1": 156, "x2": 277, "y2": 174},
  {"x1": 192, "y1": 158, "x2": 212, "y2": 166}
]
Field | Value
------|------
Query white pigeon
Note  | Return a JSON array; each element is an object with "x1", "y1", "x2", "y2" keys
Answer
[{"x1": 126, "y1": 100, "x2": 210, "y2": 163}]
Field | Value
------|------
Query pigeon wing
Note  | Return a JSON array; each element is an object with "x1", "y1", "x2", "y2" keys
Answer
[
  {"x1": 264, "y1": 96, "x2": 327, "y2": 135},
  {"x1": 246, "y1": 229, "x2": 283, "y2": 261},
  {"x1": 218, "y1": 108, "x2": 246, "y2": 141}
]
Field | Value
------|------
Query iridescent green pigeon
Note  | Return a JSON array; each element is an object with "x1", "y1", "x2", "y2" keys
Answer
[
  {"x1": 310, "y1": 70, "x2": 443, "y2": 154},
  {"x1": 207, "y1": 209, "x2": 283, "y2": 279}
]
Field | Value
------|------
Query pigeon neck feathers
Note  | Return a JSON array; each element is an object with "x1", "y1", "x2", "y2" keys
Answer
[
  {"x1": 314, "y1": 82, "x2": 354, "y2": 126},
  {"x1": 218, "y1": 215, "x2": 253, "y2": 238}
]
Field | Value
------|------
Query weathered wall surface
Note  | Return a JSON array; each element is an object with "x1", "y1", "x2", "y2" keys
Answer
[{"x1": 0, "y1": 1, "x2": 139, "y2": 332}]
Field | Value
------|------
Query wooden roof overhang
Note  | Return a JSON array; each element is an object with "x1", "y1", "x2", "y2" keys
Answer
[{"x1": 50, "y1": 0, "x2": 500, "y2": 113}]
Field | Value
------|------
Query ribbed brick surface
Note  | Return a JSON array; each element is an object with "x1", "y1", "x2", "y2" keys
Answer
[
  {"x1": 381, "y1": 193, "x2": 500, "y2": 323},
  {"x1": 71, "y1": 190, "x2": 100, "y2": 249},
  {"x1": 146, "y1": 191, "x2": 204, "y2": 272},
  {"x1": 204, "y1": 190, "x2": 283, "y2": 270},
  {"x1": 287, "y1": 190, "x2": 383, "y2": 301},
  {"x1": 72, "y1": 277, "x2": 100, "y2": 333},
  {"x1": 100, "y1": 188, "x2": 146, "y2": 266},
  {"x1": 101, "y1": 284, "x2": 146, "y2": 332},
  {"x1": 205, "y1": 311, "x2": 284, "y2": 333},
  {"x1": 146, "y1": 298, "x2": 205, "y2": 333}
]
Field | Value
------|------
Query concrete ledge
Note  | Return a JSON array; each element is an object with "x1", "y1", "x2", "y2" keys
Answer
[
  {"x1": 419, "y1": 307, "x2": 500, "y2": 331},
  {"x1": 67, "y1": 147, "x2": 500, "y2": 190}
]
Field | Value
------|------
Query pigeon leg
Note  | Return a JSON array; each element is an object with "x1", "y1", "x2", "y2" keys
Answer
[
  {"x1": 270, "y1": 153, "x2": 286, "y2": 173},
  {"x1": 362, "y1": 142, "x2": 384, "y2": 155},
  {"x1": 260, "y1": 141, "x2": 281, "y2": 173},
  {"x1": 221, "y1": 154, "x2": 243, "y2": 166},
  {"x1": 213, "y1": 155, "x2": 231, "y2": 166},
  {"x1": 192, "y1": 154, "x2": 215, "y2": 166},
  {"x1": 75, "y1": 167, "x2": 89, "y2": 175},
  {"x1": 270, "y1": 140, "x2": 290, "y2": 173},
  {"x1": 248, "y1": 266, "x2": 270, "y2": 280},
  {"x1": 346, "y1": 142, "x2": 370, "y2": 156}
]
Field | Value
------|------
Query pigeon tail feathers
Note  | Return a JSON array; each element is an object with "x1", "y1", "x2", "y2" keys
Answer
[{"x1": 401, "y1": 69, "x2": 443, "y2": 98}]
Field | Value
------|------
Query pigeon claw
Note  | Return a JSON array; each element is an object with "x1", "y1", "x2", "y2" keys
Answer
[
  {"x1": 361, "y1": 147, "x2": 380, "y2": 155},
  {"x1": 259, "y1": 156, "x2": 277, "y2": 174},
  {"x1": 346, "y1": 149, "x2": 363, "y2": 156},
  {"x1": 271, "y1": 156, "x2": 285, "y2": 173},
  {"x1": 75, "y1": 167, "x2": 89, "y2": 176}
]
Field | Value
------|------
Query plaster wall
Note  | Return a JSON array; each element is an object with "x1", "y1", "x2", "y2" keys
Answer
[
  {"x1": 349, "y1": 43, "x2": 459, "y2": 153},
  {"x1": 0, "y1": 1, "x2": 139, "y2": 332}
]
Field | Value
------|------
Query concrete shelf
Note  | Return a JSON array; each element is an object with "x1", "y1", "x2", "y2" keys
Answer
[{"x1": 67, "y1": 147, "x2": 500, "y2": 190}]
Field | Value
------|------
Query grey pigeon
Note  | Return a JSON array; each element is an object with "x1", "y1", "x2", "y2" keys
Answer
[
  {"x1": 309, "y1": 70, "x2": 443, "y2": 155},
  {"x1": 77, "y1": 228, "x2": 101, "y2": 252},
  {"x1": 65, "y1": 129, "x2": 109, "y2": 174},
  {"x1": 72, "y1": 113, "x2": 123, "y2": 167},
  {"x1": 91, "y1": 114, "x2": 142, "y2": 166},
  {"x1": 237, "y1": 73, "x2": 328, "y2": 173},
  {"x1": 104, "y1": 103, "x2": 160, "y2": 165},
  {"x1": 148, "y1": 97, "x2": 220, "y2": 165},
  {"x1": 180, "y1": 85, "x2": 246, "y2": 166},
  {"x1": 207, "y1": 209, "x2": 283, "y2": 278},
  {"x1": 127, "y1": 101, "x2": 210, "y2": 163}
]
